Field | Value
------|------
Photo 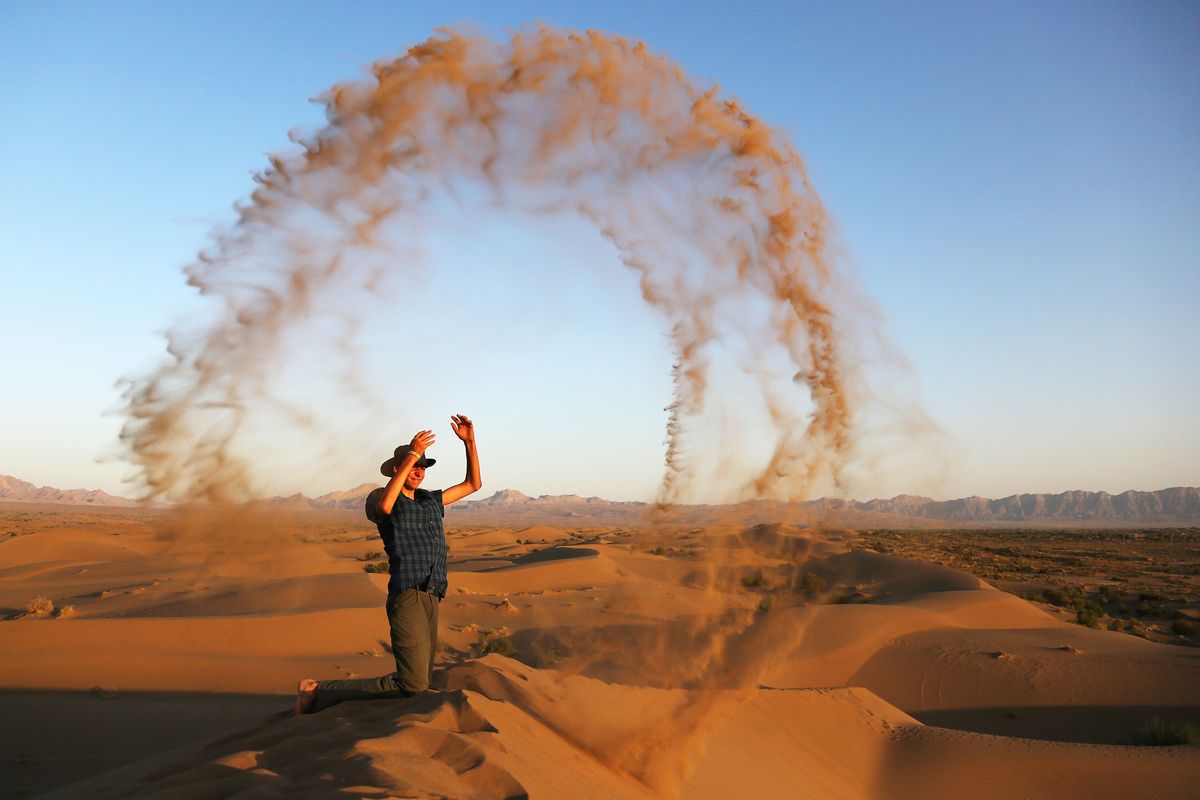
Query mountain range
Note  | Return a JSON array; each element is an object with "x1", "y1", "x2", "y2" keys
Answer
[
  {"x1": 0, "y1": 475, "x2": 137, "y2": 507},
  {"x1": 2, "y1": 474, "x2": 1197, "y2": 524}
]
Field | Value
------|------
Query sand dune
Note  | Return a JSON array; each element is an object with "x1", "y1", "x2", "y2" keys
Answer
[
  {"x1": 3, "y1": 505, "x2": 1198, "y2": 798},
  {"x1": 38, "y1": 657, "x2": 1200, "y2": 800}
]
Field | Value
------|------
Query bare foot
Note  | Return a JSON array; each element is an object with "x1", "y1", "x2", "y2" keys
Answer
[{"x1": 293, "y1": 679, "x2": 318, "y2": 715}]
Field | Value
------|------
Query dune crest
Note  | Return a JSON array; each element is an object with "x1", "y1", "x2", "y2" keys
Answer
[{"x1": 45, "y1": 656, "x2": 1200, "y2": 800}]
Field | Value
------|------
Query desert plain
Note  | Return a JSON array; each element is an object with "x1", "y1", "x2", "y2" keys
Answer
[{"x1": 2, "y1": 495, "x2": 1198, "y2": 799}]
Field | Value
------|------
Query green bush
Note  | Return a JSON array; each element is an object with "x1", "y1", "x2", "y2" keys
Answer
[
  {"x1": 1076, "y1": 606, "x2": 1103, "y2": 629},
  {"x1": 476, "y1": 633, "x2": 516, "y2": 657},
  {"x1": 1041, "y1": 585, "x2": 1084, "y2": 608},
  {"x1": 1131, "y1": 718, "x2": 1200, "y2": 746},
  {"x1": 1171, "y1": 618, "x2": 1195, "y2": 636},
  {"x1": 801, "y1": 573, "x2": 827, "y2": 596},
  {"x1": 363, "y1": 550, "x2": 384, "y2": 560},
  {"x1": 363, "y1": 561, "x2": 388, "y2": 573},
  {"x1": 756, "y1": 596, "x2": 773, "y2": 615}
]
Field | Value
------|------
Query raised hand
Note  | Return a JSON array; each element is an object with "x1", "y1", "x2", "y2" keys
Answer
[
  {"x1": 450, "y1": 414, "x2": 475, "y2": 444},
  {"x1": 409, "y1": 430, "x2": 436, "y2": 455}
]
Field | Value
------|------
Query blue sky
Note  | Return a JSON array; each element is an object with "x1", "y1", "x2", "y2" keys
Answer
[{"x1": 1, "y1": 1, "x2": 1197, "y2": 501}]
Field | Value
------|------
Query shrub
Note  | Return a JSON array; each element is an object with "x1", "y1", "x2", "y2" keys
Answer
[
  {"x1": 363, "y1": 561, "x2": 389, "y2": 573},
  {"x1": 476, "y1": 631, "x2": 516, "y2": 657},
  {"x1": 1131, "y1": 718, "x2": 1200, "y2": 746},
  {"x1": 756, "y1": 596, "x2": 773, "y2": 615},
  {"x1": 55, "y1": 605, "x2": 78, "y2": 620},
  {"x1": 649, "y1": 546, "x2": 667, "y2": 556},
  {"x1": 1042, "y1": 586, "x2": 1083, "y2": 607},
  {"x1": 1076, "y1": 607, "x2": 1103, "y2": 629},
  {"x1": 363, "y1": 550, "x2": 384, "y2": 560},
  {"x1": 24, "y1": 596, "x2": 54, "y2": 618},
  {"x1": 800, "y1": 573, "x2": 827, "y2": 596},
  {"x1": 1135, "y1": 600, "x2": 1154, "y2": 616},
  {"x1": 1171, "y1": 618, "x2": 1195, "y2": 637}
]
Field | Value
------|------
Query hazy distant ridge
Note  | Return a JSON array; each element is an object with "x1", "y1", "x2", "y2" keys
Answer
[
  {"x1": 2, "y1": 474, "x2": 1197, "y2": 522},
  {"x1": 454, "y1": 487, "x2": 1200, "y2": 523},
  {"x1": 371, "y1": 486, "x2": 1200, "y2": 523},
  {"x1": 847, "y1": 487, "x2": 1200, "y2": 522},
  {"x1": 0, "y1": 475, "x2": 135, "y2": 507}
]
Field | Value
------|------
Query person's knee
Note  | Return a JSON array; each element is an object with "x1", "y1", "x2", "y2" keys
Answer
[
  {"x1": 404, "y1": 678, "x2": 429, "y2": 694},
  {"x1": 393, "y1": 673, "x2": 428, "y2": 694},
  {"x1": 387, "y1": 664, "x2": 428, "y2": 694}
]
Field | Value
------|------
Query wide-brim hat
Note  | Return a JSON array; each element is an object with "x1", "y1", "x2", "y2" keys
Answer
[{"x1": 380, "y1": 446, "x2": 436, "y2": 477}]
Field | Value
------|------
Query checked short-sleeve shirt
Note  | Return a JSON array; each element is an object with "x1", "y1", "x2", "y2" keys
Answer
[{"x1": 365, "y1": 487, "x2": 448, "y2": 598}]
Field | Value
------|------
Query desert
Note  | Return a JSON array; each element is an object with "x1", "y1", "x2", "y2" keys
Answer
[
  {"x1": 2, "y1": 486, "x2": 1198, "y2": 799},
  {"x1": 7, "y1": 6, "x2": 1198, "y2": 800}
]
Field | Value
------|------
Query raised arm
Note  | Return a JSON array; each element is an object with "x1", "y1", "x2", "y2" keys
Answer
[
  {"x1": 442, "y1": 414, "x2": 482, "y2": 506},
  {"x1": 378, "y1": 430, "x2": 436, "y2": 515}
]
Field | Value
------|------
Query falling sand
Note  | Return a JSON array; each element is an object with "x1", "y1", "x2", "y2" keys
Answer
[
  {"x1": 103, "y1": 26, "x2": 960, "y2": 798},
  {"x1": 114, "y1": 26, "x2": 907, "y2": 507}
]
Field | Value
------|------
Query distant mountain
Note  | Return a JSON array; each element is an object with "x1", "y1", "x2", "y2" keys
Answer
[
  {"x1": 313, "y1": 483, "x2": 380, "y2": 510},
  {"x1": 852, "y1": 488, "x2": 1200, "y2": 523},
  {"x1": 5, "y1": 474, "x2": 1198, "y2": 524},
  {"x1": 0, "y1": 475, "x2": 136, "y2": 507},
  {"x1": 448, "y1": 488, "x2": 1200, "y2": 525},
  {"x1": 475, "y1": 489, "x2": 533, "y2": 505}
]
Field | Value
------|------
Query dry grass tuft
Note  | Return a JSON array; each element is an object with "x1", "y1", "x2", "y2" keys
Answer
[
  {"x1": 474, "y1": 626, "x2": 516, "y2": 657},
  {"x1": 496, "y1": 597, "x2": 518, "y2": 613},
  {"x1": 24, "y1": 595, "x2": 54, "y2": 618}
]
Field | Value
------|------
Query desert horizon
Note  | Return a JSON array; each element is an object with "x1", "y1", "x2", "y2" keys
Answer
[{"x1": 5, "y1": 474, "x2": 1200, "y2": 526}]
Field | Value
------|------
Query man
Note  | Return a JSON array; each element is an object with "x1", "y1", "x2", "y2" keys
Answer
[{"x1": 294, "y1": 413, "x2": 481, "y2": 713}]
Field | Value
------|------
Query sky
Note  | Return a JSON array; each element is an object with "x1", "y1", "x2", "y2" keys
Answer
[{"x1": 1, "y1": 0, "x2": 1197, "y2": 502}]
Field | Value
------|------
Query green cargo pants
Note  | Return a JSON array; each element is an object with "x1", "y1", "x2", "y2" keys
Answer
[{"x1": 312, "y1": 588, "x2": 439, "y2": 711}]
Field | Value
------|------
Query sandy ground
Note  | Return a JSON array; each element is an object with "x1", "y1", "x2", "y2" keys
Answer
[{"x1": 1, "y1": 502, "x2": 1198, "y2": 798}]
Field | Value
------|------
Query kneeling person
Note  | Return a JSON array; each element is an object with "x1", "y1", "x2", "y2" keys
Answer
[{"x1": 295, "y1": 414, "x2": 481, "y2": 713}]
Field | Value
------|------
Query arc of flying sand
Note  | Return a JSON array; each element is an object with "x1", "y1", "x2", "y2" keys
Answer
[{"x1": 117, "y1": 26, "x2": 854, "y2": 505}]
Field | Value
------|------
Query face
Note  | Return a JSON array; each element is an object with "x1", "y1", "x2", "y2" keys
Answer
[{"x1": 404, "y1": 465, "x2": 426, "y2": 490}]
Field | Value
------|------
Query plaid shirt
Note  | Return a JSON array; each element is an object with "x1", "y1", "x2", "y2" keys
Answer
[{"x1": 365, "y1": 487, "x2": 447, "y2": 598}]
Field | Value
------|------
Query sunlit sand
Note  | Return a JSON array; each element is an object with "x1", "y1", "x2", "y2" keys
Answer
[{"x1": 2, "y1": 500, "x2": 1197, "y2": 798}]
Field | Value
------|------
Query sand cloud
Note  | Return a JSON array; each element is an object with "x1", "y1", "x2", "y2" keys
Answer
[{"x1": 118, "y1": 26, "x2": 931, "y2": 505}]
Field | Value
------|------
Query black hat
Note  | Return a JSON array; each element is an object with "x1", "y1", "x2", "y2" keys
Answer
[{"x1": 379, "y1": 446, "x2": 436, "y2": 477}]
